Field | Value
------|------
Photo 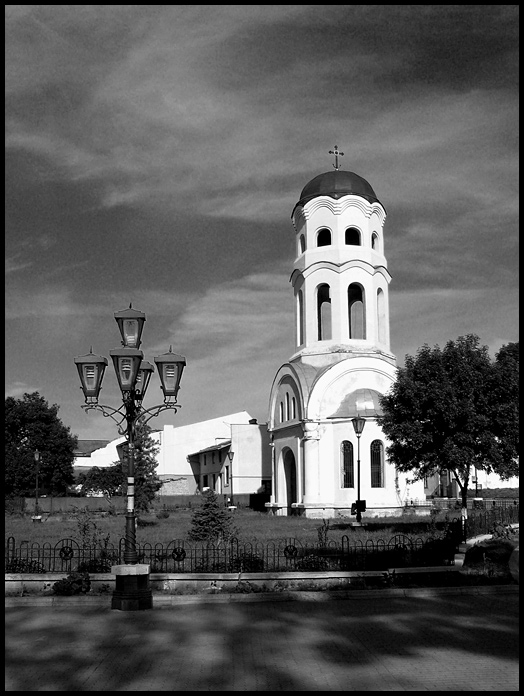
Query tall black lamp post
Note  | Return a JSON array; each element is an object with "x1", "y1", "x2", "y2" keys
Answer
[
  {"x1": 32, "y1": 449, "x2": 41, "y2": 521},
  {"x1": 351, "y1": 415, "x2": 366, "y2": 525},
  {"x1": 227, "y1": 450, "x2": 235, "y2": 506},
  {"x1": 74, "y1": 305, "x2": 186, "y2": 610}
]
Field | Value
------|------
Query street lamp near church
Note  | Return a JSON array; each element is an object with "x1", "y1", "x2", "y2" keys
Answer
[
  {"x1": 227, "y1": 450, "x2": 235, "y2": 506},
  {"x1": 74, "y1": 305, "x2": 186, "y2": 611},
  {"x1": 351, "y1": 416, "x2": 366, "y2": 525},
  {"x1": 32, "y1": 449, "x2": 41, "y2": 522}
]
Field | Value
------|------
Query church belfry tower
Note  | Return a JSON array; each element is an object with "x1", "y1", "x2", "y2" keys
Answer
[
  {"x1": 266, "y1": 150, "x2": 425, "y2": 518},
  {"x1": 290, "y1": 153, "x2": 392, "y2": 360}
]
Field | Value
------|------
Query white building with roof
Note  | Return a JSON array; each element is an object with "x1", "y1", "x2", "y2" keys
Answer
[{"x1": 267, "y1": 164, "x2": 426, "y2": 517}]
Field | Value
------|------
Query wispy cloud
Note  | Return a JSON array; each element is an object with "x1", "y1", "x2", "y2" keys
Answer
[{"x1": 5, "y1": 6, "x2": 518, "y2": 438}]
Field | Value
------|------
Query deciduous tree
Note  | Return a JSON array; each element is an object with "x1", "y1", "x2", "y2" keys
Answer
[
  {"x1": 378, "y1": 335, "x2": 519, "y2": 520},
  {"x1": 77, "y1": 466, "x2": 123, "y2": 501},
  {"x1": 5, "y1": 392, "x2": 77, "y2": 497}
]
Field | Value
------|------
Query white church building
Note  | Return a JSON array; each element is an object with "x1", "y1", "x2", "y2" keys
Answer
[
  {"x1": 267, "y1": 164, "x2": 426, "y2": 517},
  {"x1": 74, "y1": 159, "x2": 517, "y2": 515}
]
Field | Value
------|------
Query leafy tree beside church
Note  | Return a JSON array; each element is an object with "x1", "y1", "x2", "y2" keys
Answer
[
  {"x1": 5, "y1": 392, "x2": 77, "y2": 497},
  {"x1": 378, "y1": 335, "x2": 519, "y2": 516}
]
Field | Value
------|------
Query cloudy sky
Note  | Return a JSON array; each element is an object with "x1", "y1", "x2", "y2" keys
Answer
[{"x1": 5, "y1": 5, "x2": 519, "y2": 442}]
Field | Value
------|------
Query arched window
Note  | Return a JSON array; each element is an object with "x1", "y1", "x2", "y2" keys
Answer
[
  {"x1": 279, "y1": 401, "x2": 284, "y2": 423},
  {"x1": 341, "y1": 441, "x2": 354, "y2": 488},
  {"x1": 291, "y1": 396, "x2": 296, "y2": 419},
  {"x1": 371, "y1": 232, "x2": 379, "y2": 250},
  {"x1": 348, "y1": 284, "x2": 365, "y2": 339},
  {"x1": 299, "y1": 234, "x2": 306, "y2": 254},
  {"x1": 377, "y1": 288, "x2": 386, "y2": 344},
  {"x1": 317, "y1": 284, "x2": 332, "y2": 340},
  {"x1": 297, "y1": 290, "x2": 304, "y2": 346},
  {"x1": 317, "y1": 228, "x2": 331, "y2": 247},
  {"x1": 345, "y1": 227, "x2": 361, "y2": 245},
  {"x1": 285, "y1": 393, "x2": 290, "y2": 421},
  {"x1": 370, "y1": 440, "x2": 384, "y2": 488}
]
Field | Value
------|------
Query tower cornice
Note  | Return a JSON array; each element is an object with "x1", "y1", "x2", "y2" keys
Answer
[
  {"x1": 291, "y1": 259, "x2": 392, "y2": 285},
  {"x1": 292, "y1": 195, "x2": 386, "y2": 231}
]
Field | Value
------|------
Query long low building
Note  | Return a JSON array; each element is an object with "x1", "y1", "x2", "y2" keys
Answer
[{"x1": 74, "y1": 411, "x2": 271, "y2": 499}]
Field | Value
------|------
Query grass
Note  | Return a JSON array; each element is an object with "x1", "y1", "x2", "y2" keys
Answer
[{"x1": 5, "y1": 506, "x2": 457, "y2": 548}]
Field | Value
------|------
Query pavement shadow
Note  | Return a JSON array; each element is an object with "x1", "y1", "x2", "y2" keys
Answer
[{"x1": 5, "y1": 592, "x2": 519, "y2": 691}]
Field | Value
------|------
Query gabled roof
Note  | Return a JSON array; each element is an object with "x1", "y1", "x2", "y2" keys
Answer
[{"x1": 187, "y1": 440, "x2": 231, "y2": 458}]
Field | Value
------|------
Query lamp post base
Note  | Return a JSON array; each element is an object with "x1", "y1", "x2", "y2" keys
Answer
[{"x1": 111, "y1": 564, "x2": 152, "y2": 611}]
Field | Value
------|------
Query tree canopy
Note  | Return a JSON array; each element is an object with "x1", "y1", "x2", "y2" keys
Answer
[
  {"x1": 77, "y1": 466, "x2": 123, "y2": 501},
  {"x1": 5, "y1": 392, "x2": 77, "y2": 497},
  {"x1": 378, "y1": 335, "x2": 519, "y2": 511}
]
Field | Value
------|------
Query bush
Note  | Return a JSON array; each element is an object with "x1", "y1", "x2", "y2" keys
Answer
[
  {"x1": 156, "y1": 507, "x2": 170, "y2": 519},
  {"x1": 53, "y1": 572, "x2": 91, "y2": 595},
  {"x1": 229, "y1": 552, "x2": 265, "y2": 572},
  {"x1": 296, "y1": 553, "x2": 331, "y2": 571},
  {"x1": 188, "y1": 490, "x2": 238, "y2": 543},
  {"x1": 137, "y1": 516, "x2": 158, "y2": 527},
  {"x1": 5, "y1": 558, "x2": 46, "y2": 574},
  {"x1": 77, "y1": 558, "x2": 113, "y2": 573}
]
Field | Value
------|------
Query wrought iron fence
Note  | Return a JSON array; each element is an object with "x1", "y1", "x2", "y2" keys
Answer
[
  {"x1": 463, "y1": 505, "x2": 519, "y2": 540},
  {"x1": 7, "y1": 510, "x2": 517, "y2": 575},
  {"x1": 5, "y1": 529, "x2": 463, "y2": 574}
]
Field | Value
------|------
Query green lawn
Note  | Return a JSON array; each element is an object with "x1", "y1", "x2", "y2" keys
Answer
[{"x1": 5, "y1": 507, "x2": 456, "y2": 548}]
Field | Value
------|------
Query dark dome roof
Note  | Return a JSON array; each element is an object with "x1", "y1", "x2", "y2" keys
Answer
[{"x1": 294, "y1": 170, "x2": 381, "y2": 212}]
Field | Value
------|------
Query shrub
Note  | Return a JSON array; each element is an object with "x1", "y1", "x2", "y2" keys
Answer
[
  {"x1": 156, "y1": 507, "x2": 170, "y2": 519},
  {"x1": 296, "y1": 553, "x2": 331, "y2": 571},
  {"x1": 53, "y1": 572, "x2": 91, "y2": 595},
  {"x1": 5, "y1": 558, "x2": 46, "y2": 574},
  {"x1": 229, "y1": 552, "x2": 265, "y2": 572},
  {"x1": 188, "y1": 490, "x2": 238, "y2": 543},
  {"x1": 317, "y1": 519, "x2": 331, "y2": 546},
  {"x1": 137, "y1": 517, "x2": 158, "y2": 527},
  {"x1": 77, "y1": 558, "x2": 113, "y2": 573},
  {"x1": 232, "y1": 580, "x2": 261, "y2": 593}
]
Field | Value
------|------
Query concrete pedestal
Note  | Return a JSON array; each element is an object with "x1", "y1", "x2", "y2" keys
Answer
[{"x1": 111, "y1": 564, "x2": 152, "y2": 611}]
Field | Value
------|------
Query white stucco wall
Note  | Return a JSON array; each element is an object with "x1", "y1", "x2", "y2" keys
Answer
[
  {"x1": 74, "y1": 411, "x2": 254, "y2": 482},
  {"x1": 230, "y1": 422, "x2": 272, "y2": 495},
  {"x1": 155, "y1": 411, "x2": 253, "y2": 478}
]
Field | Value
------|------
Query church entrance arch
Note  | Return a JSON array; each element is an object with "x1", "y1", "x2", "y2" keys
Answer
[{"x1": 282, "y1": 448, "x2": 297, "y2": 515}]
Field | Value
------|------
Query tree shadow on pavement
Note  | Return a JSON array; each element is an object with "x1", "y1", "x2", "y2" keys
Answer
[{"x1": 5, "y1": 592, "x2": 519, "y2": 691}]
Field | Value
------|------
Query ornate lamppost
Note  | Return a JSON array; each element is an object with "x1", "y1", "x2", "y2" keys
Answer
[
  {"x1": 351, "y1": 415, "x2": 366, "y2": 526},
  {"x1": 74, "y1": 305, "x2": 186, "y2": 611},
  {"x1": 32, "y1": 449, "x2": 41, "y2": 522},
  {"x1": 226, "y1": 450, "x2": 235, "y2": 507}
]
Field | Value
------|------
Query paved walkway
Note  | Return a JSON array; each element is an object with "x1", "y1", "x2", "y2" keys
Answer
[{"x1": 5, "y1": 586, "x2": 519, "y2": 691}]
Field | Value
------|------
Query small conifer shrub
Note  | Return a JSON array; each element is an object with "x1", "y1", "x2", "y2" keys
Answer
[{"x1": 188, "y1": 490, "x2": 238, "y2": 543}]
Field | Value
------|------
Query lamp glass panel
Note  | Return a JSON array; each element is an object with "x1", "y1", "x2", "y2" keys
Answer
[
  {"x1": 123, "y1": 319, "x2": 139, "y2": 347},
  {"x1": 135, "y1": 368, "x2": 152, "y2": 398},
  {"x1": 81, "y1": 363, "x2": 104, "y2": 396},
  {"x1": 119, "y1": 357, "x2": 134, "y2": 389},
  {"x1": 163, "y1": 363, "x2": 179, "y2": 392}
]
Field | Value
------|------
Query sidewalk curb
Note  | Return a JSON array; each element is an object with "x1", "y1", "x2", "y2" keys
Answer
[{"x1": 5, "y1": 583, "x2": 518, "y2": 608}]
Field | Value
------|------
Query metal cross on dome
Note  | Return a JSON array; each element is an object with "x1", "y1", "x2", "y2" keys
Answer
[{"x1": 329, "y1": 145, "x2": 344, "y2": 170}]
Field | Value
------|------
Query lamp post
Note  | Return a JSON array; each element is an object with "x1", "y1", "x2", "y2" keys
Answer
[
  {"x1": 33, "y1": 449, "x2": 41, "y2": 522},
  {"x1": 74, "y1": 305, "x2": 186, "y2": 611},
  {"x1": 351, "y1": 415, "x2": 366, "y2": 525},
  {"x1": 227, "y1": 450, "x2": 235, "y2": 506}
]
